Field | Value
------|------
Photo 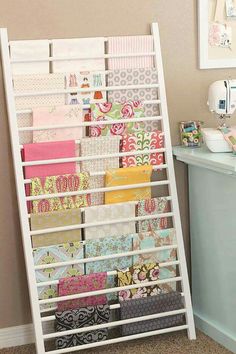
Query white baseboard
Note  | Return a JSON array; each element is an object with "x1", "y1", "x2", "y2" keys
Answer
[
  {"x1": 0, "y1": 323, "x2": 35, "y2": 349},
  {"x1": 194, "y1": 313, "x2": 236, "y2": 354},
  {"x1": 2, "y1": 315, "x2": 235, "y2": 351}
]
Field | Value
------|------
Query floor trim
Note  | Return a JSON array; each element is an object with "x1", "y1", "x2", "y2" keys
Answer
[
  {"x1": 0, "y1": 323, "x2": 35, "y2": 349},
  {"x1": 1, "y1": 316, "x2": 236, "y2": 351},
  {"x1": 194, "y1": 312, "x2": 236, "y2": 354}
]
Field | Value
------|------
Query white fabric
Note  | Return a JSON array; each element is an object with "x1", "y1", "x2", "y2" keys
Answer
[
  {"x1": 10, "y1": 40, "x2": 49, "y2": 75},
  {"x1": 52, "y1": 38, "x2": 105, "y2": 73}
]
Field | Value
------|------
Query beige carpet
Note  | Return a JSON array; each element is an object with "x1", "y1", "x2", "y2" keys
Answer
[{"x1": 0, "y1": 330, "x2": 233, "y2": 354}]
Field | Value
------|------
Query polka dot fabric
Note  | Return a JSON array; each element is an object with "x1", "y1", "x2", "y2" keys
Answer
[
  {"x1": 107, "y1": 68, "x2": 160, "y2": 132},
  {"x1": 14, "y1": 73, "x2": 66, "y2": 144}
]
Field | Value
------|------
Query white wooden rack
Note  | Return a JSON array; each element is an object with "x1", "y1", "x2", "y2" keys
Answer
[{"x1": 0, "y1": 23, "x2": 196, "y2": 353}]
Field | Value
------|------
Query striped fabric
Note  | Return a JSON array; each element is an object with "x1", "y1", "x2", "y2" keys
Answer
[{"x1": 107, "y1": 35, "x2": 154, "y2": 70}]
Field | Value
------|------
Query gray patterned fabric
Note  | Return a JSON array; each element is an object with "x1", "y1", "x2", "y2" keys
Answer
[
  {"x1": 107, "y1": 68, "x2": 159, "y2": 132},
  {"x1": 119, "y1": 292, "x2": 184, "y2": 336},
  {"x1": 55, "y1": 305, "x2": 110, "y2": 349}
]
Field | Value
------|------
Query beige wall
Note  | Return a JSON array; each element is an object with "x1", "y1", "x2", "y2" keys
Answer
[{"x1": 1, "y1": 0, "x2": 236, "y2": 329}]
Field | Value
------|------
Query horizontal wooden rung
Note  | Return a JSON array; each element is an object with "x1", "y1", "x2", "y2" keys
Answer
[{"x1": 11, "y1": 51, "x2": 156, "y2": 64}]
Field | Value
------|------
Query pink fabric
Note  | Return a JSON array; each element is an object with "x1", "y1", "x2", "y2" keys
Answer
[
  {"x1": 23, "y1": 140, "x2": 76, "y2": 211},
  {"x1": 108, "y1": 36, "x2": 154, "y2": 70},
  {"x1": 23, "y1": 140, "x2": 76, "y2": 179},
  {"x1": 58, "y1": 273, "x2": 107, "y2": 311},
  {"x1": 32, "y1": 105, "x2": 84, "y2": 143}
]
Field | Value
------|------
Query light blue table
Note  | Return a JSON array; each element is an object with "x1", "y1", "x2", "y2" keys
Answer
[{"x1": 173, "y1": 145, "x2": 236, "y2": 354}]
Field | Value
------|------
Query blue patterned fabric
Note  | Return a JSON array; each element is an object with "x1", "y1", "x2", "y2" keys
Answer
[
  {"x1": 33, "y1": 242, "x2": 84, "y2": 308},
  {"x1": 85, "y1": 234, "x2": 134, "y2": 301}
]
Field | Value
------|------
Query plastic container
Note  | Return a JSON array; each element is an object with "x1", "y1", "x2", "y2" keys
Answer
[{"x1": 179, "y1": 121, "x2": 202, "y2": 148}]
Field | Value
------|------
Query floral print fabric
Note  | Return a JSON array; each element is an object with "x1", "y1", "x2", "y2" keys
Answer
[
  {"x1": 133, "y1": 229, "x2": 177, "y2": 293},
  {"x1": 137, "y1": 197, "x2": 169, "y2": 232},
  {"x1": 30, "y1": 172, "x2": 91, "y2": 213},
  {"x1": 105, "y1": 165, "x2": 152, "y2": 204},
  {"x1": 58, "y1": 272, "x2": 107, "y2": 311},
  {"x1": 121, "y1": 130, "x2": 164, "y2": 167},
  {"x1": 85, "y1": 234, "x2": 134, "y2": 301},
  {"x1": 89, "y1": 101, "x2": 145, "y2": 137},
  {"x1": 107, "y1": 68, "x2": 159, "y2": 132},
  {"x1": 117, "y1": 262, "x2": 161, "y2": 301}
]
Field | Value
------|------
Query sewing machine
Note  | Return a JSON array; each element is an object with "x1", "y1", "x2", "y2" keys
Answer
[{"x1": 202, "y1": 80, "x2": 236, "y2": 152}]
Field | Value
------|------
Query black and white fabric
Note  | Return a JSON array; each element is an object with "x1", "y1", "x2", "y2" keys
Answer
[{"x1": 55, "y1": 304, "x2": 110, "y2": 349}]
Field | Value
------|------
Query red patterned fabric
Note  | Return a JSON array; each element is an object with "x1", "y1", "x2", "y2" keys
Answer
[{"x1": 121, "y1": 130, "x2": 164, "y2": 167}]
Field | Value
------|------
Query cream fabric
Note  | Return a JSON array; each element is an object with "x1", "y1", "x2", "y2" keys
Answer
[{"x1": 83, "y1": 202, "x2": 136, "y2": 240}]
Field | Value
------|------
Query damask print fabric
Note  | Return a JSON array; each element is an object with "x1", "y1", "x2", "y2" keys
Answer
[
  {"x1": 32, "y1": 105, "x2": 84, "y2": 142},
  {"x1": 55, "y1": 305, "x2": 110, "y2": 349},
  {"x1": 38, "y1": 285, "x2": 58, "y2": 310},
  {"x1": 121, "y1": 130, "x2": 164, "y2": 167},
  {"x1": 85, "y1": 234, "x2": 133, "y2": 301},
  {"x1": 30, "y1": 172, "x2": 91, "y2": 213},
  {"x1": 117, "y1": 262, "x2": 161, "y2": 301},
  {"x1": 30, "y1": 209, "x2": 82, "y2": 247},
  {"x1": 107, "y1": 68, "x2": 159, "y2": 132},
  {"x1": 65, "y1": 72, "x2": 105, "y2": 105},
  {"x1": 33, "y1": 241, "x2": 84, "y2": 282},
  {"x1": 119, "y1": 292, "x2": 184, "y2": 336},
  {"x1": 34, "y1": 242, "x2": 84, "y2": 306},
  {"x1": 83, "y1": 202, "x2": 136, "y2": 240},
  {"x1": 58, "y1": 272, "x2": 107, "y2": 311},
  {"x1": 89, "y1": 101, "x2": 145, "y2": 137},
  {"x1": 133, "y1": 229, "x2": 177, "y2": 293},
  {"x1": 105, "y1": 165, "x2": 152, "y2": 204},
  {"x1": 136, "y1": 197, "x2": 169, "y2": 232},
  {"x1": 80, "y1": 136, "x2": 120, "y2": 172}
]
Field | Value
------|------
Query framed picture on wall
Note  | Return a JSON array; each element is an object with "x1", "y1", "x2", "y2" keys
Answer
[{"x1": 198, "y1": 0, "x2": 236, "y2": 69}]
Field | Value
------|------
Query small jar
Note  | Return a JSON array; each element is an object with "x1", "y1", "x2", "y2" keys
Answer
[{"x1": 179, "y1": 121, "x2": 203, "y2": 148}]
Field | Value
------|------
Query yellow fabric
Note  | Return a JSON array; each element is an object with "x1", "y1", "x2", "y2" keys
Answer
[{"x1": 105, "y1": 165, "x2": 152, "y2": 204}]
